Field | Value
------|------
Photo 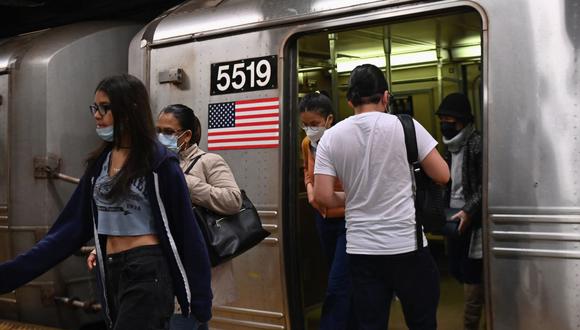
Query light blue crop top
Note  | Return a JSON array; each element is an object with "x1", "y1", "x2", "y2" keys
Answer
[{"x1": 94, "y1": 152, "x2": 156, "y2": 236}]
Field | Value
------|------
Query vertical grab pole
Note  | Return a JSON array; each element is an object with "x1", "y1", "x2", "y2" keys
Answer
[
  {"x1": 328, "y1": 33, "x2": 339, "y2": 118},
  {"x1": 383, "y1": 26, "x2": 392, "y2": 90},
  {"x1": 436, "y1": 21, "x2": 444, "y2": 107},
  {"x1": 383, "y1": 25, "x2": 392, "y2": 113}
]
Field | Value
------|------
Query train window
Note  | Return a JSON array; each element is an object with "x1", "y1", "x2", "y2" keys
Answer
[{"x1": 292, "y1": 8, "x2": 483, "y2": 329}]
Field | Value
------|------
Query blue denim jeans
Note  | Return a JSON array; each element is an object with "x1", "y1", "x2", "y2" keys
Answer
[
  {"x1": 169, "y1": 315, "x2": 208, "y2": 330},
  {"x1": 349, "y1": 249, "x2": 440, "y2": 330},
  {"x1": 314, "y1": 212, "x2": 356, "y2": 330}
]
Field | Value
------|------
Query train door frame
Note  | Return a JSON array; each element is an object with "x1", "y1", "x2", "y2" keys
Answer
[
  {"x1": 0, "y1": 72, "x2": 11, "y2": 271},
  {"x1": 280, "y1": 2, "x2": 488, "y2": 328}
]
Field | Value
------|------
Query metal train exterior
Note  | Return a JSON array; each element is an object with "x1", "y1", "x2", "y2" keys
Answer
[
  {"x1": 129, "y1": 0, "x2": 580, "y2": 329},
  {"x1": 1, "y1": 0, "x2": 580, "y2": 329},
  {"x1": 0, "y1": 22, "x2": 142, "y2": 328}
]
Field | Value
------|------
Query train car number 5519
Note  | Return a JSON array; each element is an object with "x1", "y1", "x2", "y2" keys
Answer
[{"x1": 210, "y1": 55, "x2": 278, "y2": 95}]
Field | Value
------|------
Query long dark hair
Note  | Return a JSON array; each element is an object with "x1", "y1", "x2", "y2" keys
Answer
[
  {"x1": 86, "y1": 74, "x2": 157, "y2": 200},
  {"x1": 159, "y1": 104, "x2": 202, "y2": 147}
]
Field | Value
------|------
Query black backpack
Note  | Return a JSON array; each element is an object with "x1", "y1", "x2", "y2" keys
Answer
[{"x1": 397, "y1": 114, "x2": 446, "y2": 249}]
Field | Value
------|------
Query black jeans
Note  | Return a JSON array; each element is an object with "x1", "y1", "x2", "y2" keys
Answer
[
  {"x1": 447, "y1": 231, "x2": 483, "y2": 284},
  {"x1": 105, "y1": 245, "x2": 174, "y2": 330},
  {"x1": 349, "y1": 249, "x2": 440, "y2": 330}
]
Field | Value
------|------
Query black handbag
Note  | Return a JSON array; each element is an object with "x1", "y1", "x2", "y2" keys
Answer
[
  {"x1": 397, "y1": 114, "x2": 446, "y2": 247},
  {"x1": 185, "y1": 154, "x2": 271, "y2": 267}
]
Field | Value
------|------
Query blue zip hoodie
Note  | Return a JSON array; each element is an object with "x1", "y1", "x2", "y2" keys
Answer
[{"x1": 0, "y1": 142, "x2": 212, "y2": 326}]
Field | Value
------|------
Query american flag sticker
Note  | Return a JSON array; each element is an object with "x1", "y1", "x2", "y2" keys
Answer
[{"x1": 207, "y1": 97, "x2": 280, "y2": 151}]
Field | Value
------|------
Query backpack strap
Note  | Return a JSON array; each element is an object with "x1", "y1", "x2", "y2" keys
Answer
[
  {"x1": 396, "y1": 114, "x2": 423, "y2": 251},
  {"x1": 184, "y1": 153, "x2": 206, "y2": 175},
  {"x1": 397, "y1": 114, "x2": 419, "y2": 164}
]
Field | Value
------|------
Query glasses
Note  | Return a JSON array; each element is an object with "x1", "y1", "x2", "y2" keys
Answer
[
  {"x1": 156, "y1": 127, "x2": 183, "y2": 136},
  {"x1": 89, "y1": 103, "x2": 112, "y2": 116}
]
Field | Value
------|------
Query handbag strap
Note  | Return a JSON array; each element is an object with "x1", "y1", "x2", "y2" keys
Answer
[
  {"x1": 396, "y1": 114, "x2": 423, "y2": 251},
  {"x1": 184, "y1": 153, "x2": 206, "y2": 175}
]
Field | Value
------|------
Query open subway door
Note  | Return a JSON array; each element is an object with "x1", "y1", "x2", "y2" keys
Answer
[{"x1": 289, "y1": 8, "x2": 483, "y2": 330}]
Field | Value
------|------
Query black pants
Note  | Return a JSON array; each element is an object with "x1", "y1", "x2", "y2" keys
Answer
[
  {"x1": 105, "y1": 245, "x2": 174, "y2": 330},
  {"x1": 447, "y1": 231, "x2": 483, "y2": 284},
  {"x1": 349, "y1": 249, "x2": 440, "y2": 330}
]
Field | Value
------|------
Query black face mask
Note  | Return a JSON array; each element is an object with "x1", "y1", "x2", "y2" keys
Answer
[{"x1": 440, "y1": 122, "x2": 460, "y2": 139}]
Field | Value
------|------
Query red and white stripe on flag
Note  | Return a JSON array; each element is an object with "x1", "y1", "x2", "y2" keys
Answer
[{"x1": 207, "y1": 97, "x2": 279, "y2": 151}]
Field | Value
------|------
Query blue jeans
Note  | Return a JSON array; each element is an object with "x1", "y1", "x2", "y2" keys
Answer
[
  {"x1": 169, "y1": 315, "x2": 208, "y2": 330},
  {"x1": 314, "y1": 212, "x2": 356, "y2": 330},
  {"x1": 349, "y1": 249, "x2": 440, "y2": 330}
]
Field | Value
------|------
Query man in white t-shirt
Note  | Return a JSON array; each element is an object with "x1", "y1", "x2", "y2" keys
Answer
[{"x1": 314, "y1": 64, "x2": 449, "y2": 330}]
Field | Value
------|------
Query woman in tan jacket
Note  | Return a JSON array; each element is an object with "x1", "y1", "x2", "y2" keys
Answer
[{"x1": 157, "y1": 104, "x2": 242, "y2": 329}]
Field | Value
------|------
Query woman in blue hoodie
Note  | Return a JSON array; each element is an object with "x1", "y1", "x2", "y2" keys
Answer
[{"x1": 0, "y1": 74, "x2": 212, "y2": 329}]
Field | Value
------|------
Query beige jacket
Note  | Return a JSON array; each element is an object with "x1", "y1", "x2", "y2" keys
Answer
[
  {"x1": 179, "y1": 144, "x2": 242, "y2": 214},
  {"x1": 179, "y1": 144, "x2": 242, "y2": 307}
]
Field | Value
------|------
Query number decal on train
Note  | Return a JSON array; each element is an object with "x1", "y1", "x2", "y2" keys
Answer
[{"x1": 210, "y1": 55, "x2": 277, "y2": 95}]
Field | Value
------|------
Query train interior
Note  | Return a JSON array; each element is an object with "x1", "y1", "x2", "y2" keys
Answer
[{"x1": 293, "y1": 8, "x2": 483, "y2": 329}]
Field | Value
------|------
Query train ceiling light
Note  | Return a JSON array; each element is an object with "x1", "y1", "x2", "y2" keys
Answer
[{"x1": 335, "y1": 49, "x2": 450, "y2": 72}]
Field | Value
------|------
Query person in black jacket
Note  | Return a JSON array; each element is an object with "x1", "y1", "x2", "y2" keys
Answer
[
  {"x1": 437, "y1": 93, "x2": 483, "y2": 330},
  {"x1": 0, "y1": 74, "x2": 212, "y2": 329}
]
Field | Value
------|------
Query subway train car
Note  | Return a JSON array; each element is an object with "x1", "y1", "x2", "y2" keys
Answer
[
  {"x1": 0, "y1": 22, "x2": 141, "y2": 329},
  {"x1": 0, "y1": 0, "x2": 579, "y2": 329},
  {"x1": 128, "y1": 0, "x2": 580, "y2": 329}
]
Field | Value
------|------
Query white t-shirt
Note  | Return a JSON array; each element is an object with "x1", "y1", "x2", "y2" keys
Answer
[{"x1": 314, "y1": 111, "x2": 437, "y2": 255}]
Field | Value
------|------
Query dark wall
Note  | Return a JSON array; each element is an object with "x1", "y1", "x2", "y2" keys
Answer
[{"x1": 0, "y1": 0, "x2": 185, "y2": 38}]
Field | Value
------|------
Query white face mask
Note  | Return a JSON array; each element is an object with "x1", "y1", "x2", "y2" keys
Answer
[{"x1": 303, "y1": 126, "x2": 326, "y2": 147}]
